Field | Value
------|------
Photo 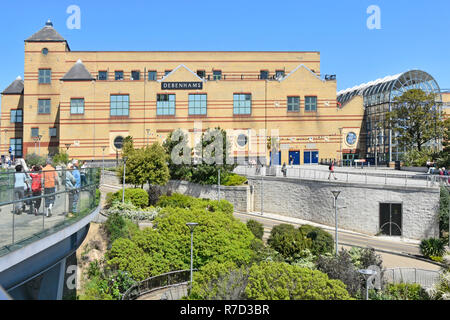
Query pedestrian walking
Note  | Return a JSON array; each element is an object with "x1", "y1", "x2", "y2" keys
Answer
[
  {"x1": 29, "y1": 165, "x2": 43, "y2": 216},
  {"x1": 43, "y1": 159, "x2": 59, "y2": 217},
  {"x1": 13, "y1": 164, "x2": 29, "y2": 215},
  {"x1": 80, "y1": 161, "x2": 87, "y2": 186},
  {"x1": 282, "y1": 162, "x2": 287, "y2": 177},
  {"x1": 65, "y1": 164, "x2": 77, "y2": 218},
  {"x1": 328, "y1": 160, "x2": 337, "y2": 180},
  {"x1": 71, "y1": 162, "x2": 81, "y2": 216}
]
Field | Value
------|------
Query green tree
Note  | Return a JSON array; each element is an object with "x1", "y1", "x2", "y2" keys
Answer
[
  {"x1": 387, "y1": 89, "x2": 444, "y2": 152},
  {"x1": 117, "y1": 141, "x2": 170, "y2": 188},
  {"x1": 106, "y1": 200, "x2": 255, "y2": 280},
  {"x1": 190, "y1": 127, "x2": 237, "y2": 185},
  {"x1": 189, "y1": 261, "x2": 249, "y2": 300},
  {"x1": 245, "y1": 262, "x2": 352, "y2": 300},
  {"x1": 25, "y1": 153, "x2": 46, "y2": 167},
  {"x1": 439, "y1": 186, "x2": 450, "y2": 239},
  {"x1": 52, "y1": 150, "x2": 70, "y2": 165},
  {"x1": 163, "y1": 128, "x2": 193, "y2": 180},
  {"x1": 267, "y1": 224, "x2": 312, "y2": 261}
]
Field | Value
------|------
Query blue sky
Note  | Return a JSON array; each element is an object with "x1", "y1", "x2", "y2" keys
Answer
[{"x1": 1, "y1": 0, "x2": 449, "y2": 101}]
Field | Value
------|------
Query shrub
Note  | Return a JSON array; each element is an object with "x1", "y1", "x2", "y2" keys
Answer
[
  {"x1": 245, "y1": 262, "x2": 353, "y2": 300},
  {"x1": 267, "y1": 224, "x2": 312, "y2": 261},
  {"x1": 107, "y1": 201, "x2": 159, "y2": 221},
  {"x1": 104, "y1": 210, "x2": 139, "y2": 244},
  {"x1": 106, "y1": 206, "x2": 255, "y2": 281},
  {"x1": 52, "y1": 151, "x2": 70, "y2": 165},
  {"x1": 189, "y1": 261, "x2": 249, "y2": 300},
  {"x1": 108, "y1": 188, "x2": 149, "y2": 209},
  {"x1": 25, "y1": 153, "x2": 46, "y2": 168},
  {"x1": 427, "y1": 271, "x2": 450, "y2": 300},
  {"x1": 157, "y1": 193, "x2": 197, "y2": 209},
  {"x1": 440, "y1": 186, "x2": 449, "y2": 239},
  {"x1": 189, "y1": 261, "x2": 352, "y2": 300},
  {"x1": 247, "y1": 220, "x2": 264, "y2": 240},
  {"x1": 316, "y1": 249, "x2": 363, "y2": 298},
  {"x1": 402, "y1": 148, "x2": 435, "y2": 167},
  {"x1": 420, "y1": 238, "x2": 446, "y2": 259},
  {"x1": 222, "y1": 174, "x2": 247, "y2": 186},
  {"x1": 299, "y1": 225, "x2": 334, "y2": 256},
  {"x1": 385, "y1": 283, "x2": 429, "y2": 300}
]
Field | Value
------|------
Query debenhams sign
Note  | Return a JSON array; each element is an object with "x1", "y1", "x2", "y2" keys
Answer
[{"x1": 161, "y1": 82, "x2": 203, "y2": 90}]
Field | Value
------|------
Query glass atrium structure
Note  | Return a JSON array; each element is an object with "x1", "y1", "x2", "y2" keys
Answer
[{"x1": 337, "y1": 70, "x2": 442, "y2": 163}]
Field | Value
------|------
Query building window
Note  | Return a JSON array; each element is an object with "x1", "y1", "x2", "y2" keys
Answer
[
  {"x1": 49, "y1": 127, "x2": 57, "y2": 137},
  {"x1": 38, "y1": 99, "x2": 51, "y2": 114},
  {"x1": 260, "y1": 70, "x2": 269, "y2": 80},
  {"x1": 31, "y1": 128, "x2": 39, "y2": 138},
  {"x1": 275, "y1": 70, "x2": 285, "y2": 79},
  {"x1": 98, "y1": 71, "x2": 108, "y2": 81},
  {"x1": 10, "y1": 138, "x2": 22, "y2": 157},
  {"x1": 305, "y1": 96, "x2": 317, "y2": 112},
  {"x1": 38, "y1": 69, "x2": 51, "y2": 84},
  {"x1": 115, "y1": 71, "x2": 124, "y2": 81},
  {"x1": 110, "y1": 95, "x2": 129, "y2": 116},
  {"x1": 188, "y1": 94, "x2": 207, "y2": 115},
  {"x1": 10, "y1": 109, "x2": 23, "y2": 123},
  {"x1": 148, "y1": 71, "x2": 157, "y2": 81},
  {"x1": 287, "y1": 96, "x2": 300, "y2": 112},
  {"x1": 197, "y1": 70, "x2": 205, "y2": 79},
  {"x1": 71, "y1": 98, "x2": 85, "y2": 114},
  {"x1": 233, "y1": 94, "x2": 252, "y2": 115},
  {"x1": 42, "y1": 48, "x2": 49, "y2": 56},
  {"x1": 131, "y1": 71, "x2": 140, "y2": 81},
  {"x1": 213, "y1": 70, "x2": 222, "y2": 80},
  {"x1": 157, "y1": 94, "x2": 176, "y2": 116}
]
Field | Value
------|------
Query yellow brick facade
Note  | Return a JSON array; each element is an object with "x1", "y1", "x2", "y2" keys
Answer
[{"x1": 1, "y1": 22, "x2": 365, "y2": 165}]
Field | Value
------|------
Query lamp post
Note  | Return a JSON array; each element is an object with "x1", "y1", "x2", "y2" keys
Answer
[
  {"x1": 146, "y1": 129, "x2": 151, "y2": 146},
  {"x1": 38, "y1": 135, "x2": 43, "y2": 156},
  {"x1": 358, "y1": 269, "x2": 377, "y2": 300},
  {"x1": 101, "y1": 146, "x2": 107, "y2": 173},
  {"x1": 331, "y1": 190, "x2": 341, "y2": 256},
  {"x1": 186, "y1": 222, "x2": 198, "y2": 287},
  {"x1": 122, "y1": 156, "x2": 128, "y2": 203},
  {"x1": 339, "y1": 128, "x2": 343, "y2": 167}
]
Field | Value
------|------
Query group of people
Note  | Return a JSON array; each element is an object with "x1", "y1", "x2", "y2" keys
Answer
[{"x1": 13, "y1": 159, "x2": 86, "y2": 217}]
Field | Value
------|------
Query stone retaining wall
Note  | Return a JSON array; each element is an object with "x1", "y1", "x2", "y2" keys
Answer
[
  {"x1": 249, "y1": 176, "x2": 440, "y2": 240},
  {"x1": 101, "y1": 171, "x2": 440, "y2": 240}
]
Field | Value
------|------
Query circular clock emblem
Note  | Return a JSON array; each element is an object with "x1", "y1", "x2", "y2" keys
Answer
[
  {"x1": 237, "y1": 134, "x2": 248, "y2": 147},
  {"x1": 346, "y1": 132, "x2": 357, "y2": 146},
  {"x1": 114, "y1": 136, "x2": 124, "y2": 150}
]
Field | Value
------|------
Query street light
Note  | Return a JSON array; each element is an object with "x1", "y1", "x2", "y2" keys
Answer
[
  {"x1": 146, "y1": 129, "x2": 151, "y2": 146},
  {"x1": 65, "y1": 143, "x2": 71, "y2": 152},
  {"x1": 38, "y1": 135, "x2": 43, "y2": 156},
  {"x1": 358, "y1": 269, "x2": 377, "y2": 300},
  {"x1": 122, "y1": 156, "x2": 128, "y2": 203},
  {"x1": 186, "y1": 222, "x2": 199, "y2": 287},
  {"x1": 331, "y1": 190, "x2": 341, "y2": 256},
  {"x1": 101, "y1": 146, "x2": 107, "y2": 172}
]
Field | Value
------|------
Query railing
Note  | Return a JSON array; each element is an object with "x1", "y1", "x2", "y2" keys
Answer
[
  {"x1": 0, "y1": 168, "x2": 101, "y2": 257},
  {"x1": 122, "y1": 269, "x2": 195, "y2": 300},
  {"x1": 234, "y1": 165, "x2": 450, "y2": 188},
  {"x1": 383, "y1": 268, "x2": 441, "y2": 289}
]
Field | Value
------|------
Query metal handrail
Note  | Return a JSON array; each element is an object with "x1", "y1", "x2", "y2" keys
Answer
[
  {"x1": 122, "y1": 269, "x2": 196, "y2": 300},
  {"x1": 235, "y1": 165, "x2": 450, "y2": 188}
]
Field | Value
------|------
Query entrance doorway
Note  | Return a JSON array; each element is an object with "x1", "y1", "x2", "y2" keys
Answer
[
  {"x1": 304, "y1": 151, "x2": 319, "y2": 164},
  {"x1": 379, "y1": 203, "x2": 402, "y2": 236},
  {"x1": 289, "y1": 151, "x2": 300, "y2": 165}
]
